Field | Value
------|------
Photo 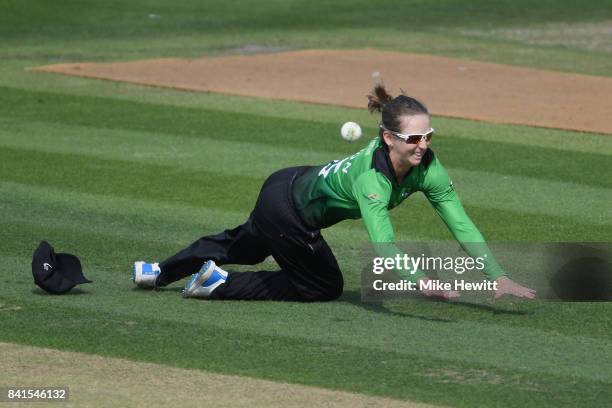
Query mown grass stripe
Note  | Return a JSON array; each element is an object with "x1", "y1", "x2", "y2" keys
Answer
[
  {"x1": 2, "y1": 116, "x2": 612, "y2": 191},
  {"x1": 0, "y1": 120, "x2": 340, "y2": 179},
  {"x1": 438, "y1": 117, "x2": 612, "y2": 156},
  {"x1": 450, "y1": 168, "x2": 612, "y2": 226},
  {"x1": 0, "y1": 86, "x2": 355, "y2": 154},
  {"x1": 6, "y1": 0, "x2": 612, "y2": 41},
  {"x1": 0, "y1": 145, "x2": 265, "y2": 212}
]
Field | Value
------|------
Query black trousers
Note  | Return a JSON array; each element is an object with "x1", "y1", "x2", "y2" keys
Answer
[{"x1": 157, "y1": 167, "x2": 343, "y2": 301}]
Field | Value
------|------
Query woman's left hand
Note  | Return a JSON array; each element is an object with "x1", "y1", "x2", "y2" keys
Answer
[{"x1": 494, "y1": 276, "x2": 537, "y2": 299}]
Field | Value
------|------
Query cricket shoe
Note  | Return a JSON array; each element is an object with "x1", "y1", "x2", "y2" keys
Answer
[
  {"x1": 132, "y1": 261, "x2": 161, "y2": 289},
  {"x1": 182, "y1": 260, "x2": 228, "y2": 299}
]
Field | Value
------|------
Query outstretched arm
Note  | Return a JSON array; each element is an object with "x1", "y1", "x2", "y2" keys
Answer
[{"x1": 423, "y1": 159, "x2": 536, "y2": 299}]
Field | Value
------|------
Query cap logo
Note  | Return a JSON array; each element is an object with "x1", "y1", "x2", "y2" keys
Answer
[{"x1": 43, "y1": 262, "x2": 52, "y2": 271}]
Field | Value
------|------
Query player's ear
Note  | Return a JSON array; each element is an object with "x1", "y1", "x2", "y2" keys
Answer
[{"x1": 382, "y1": 131, "x2": 394, "y2": 149}]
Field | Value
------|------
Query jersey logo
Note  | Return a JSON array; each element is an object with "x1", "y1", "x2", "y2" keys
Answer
[
  {"x1": 318, "y1": 149, "x2": 364, "y2": 179},
  {"x1": 367, "y1": 193, "x2": 380, "y2": 200},
  {"x1": 319, "y1": 160, "x2": 351, "y2": 178}
]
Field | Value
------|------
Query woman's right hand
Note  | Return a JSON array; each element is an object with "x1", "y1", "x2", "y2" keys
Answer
[{"x1": 417, "y1": 277, "x2": 460, "y2": 300}]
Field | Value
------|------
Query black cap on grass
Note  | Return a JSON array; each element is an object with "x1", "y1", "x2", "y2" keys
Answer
[{"x1": 32, "y1": 240, "x2": 92, "y2": 294}]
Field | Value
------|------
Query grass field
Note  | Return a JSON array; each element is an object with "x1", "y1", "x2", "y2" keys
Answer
[{"x1": 1, "y1": 1, "x2": 611, "y2": 407}]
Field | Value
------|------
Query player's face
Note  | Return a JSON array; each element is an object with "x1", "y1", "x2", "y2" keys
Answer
[{"x1": 395, "y1": 114, "x2": 431, "y2": 166}]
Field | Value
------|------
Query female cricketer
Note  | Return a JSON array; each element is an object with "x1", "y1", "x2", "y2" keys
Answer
[{"x1": 132, "y1": 85, "x2": 536, "y2": 301}]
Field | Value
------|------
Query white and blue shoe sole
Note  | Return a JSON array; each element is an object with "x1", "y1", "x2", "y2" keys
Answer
[{"x1": 183, "y1": 260, "x2": 227, "y2": 298}]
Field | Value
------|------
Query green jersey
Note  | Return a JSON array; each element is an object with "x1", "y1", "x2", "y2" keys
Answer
[{"x1": 292, "y1": 137, "x2": 505, "y2": 281}]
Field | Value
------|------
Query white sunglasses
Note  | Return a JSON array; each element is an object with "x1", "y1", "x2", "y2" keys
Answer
[{"x1": 380, "y1": 124, "x2": 435, "y2": 144}]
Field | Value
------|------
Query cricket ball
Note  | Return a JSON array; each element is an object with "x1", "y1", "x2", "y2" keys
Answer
[{"x1": 341, "y1": 121, "x2": 362, "y2": 142}]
